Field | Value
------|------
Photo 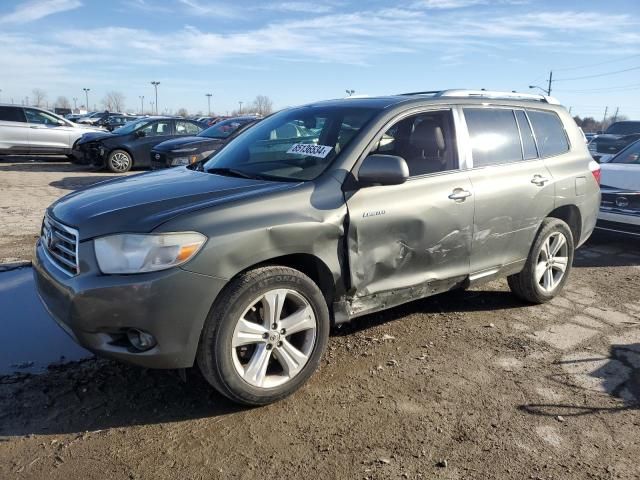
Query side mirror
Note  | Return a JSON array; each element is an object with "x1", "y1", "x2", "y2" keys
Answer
[
  {"x1": 357, "y1": 154, "x2": 409, "y2": 186},
  {"x1": 136, "y1": 129, "x2": 146, "y2": 138}
]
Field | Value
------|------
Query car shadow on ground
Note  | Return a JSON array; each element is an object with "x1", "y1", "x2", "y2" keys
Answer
[
  {"x1": 574, "y1": 231, "x2": 640, "y2": 268},
  {"x1": 49, "y1": 176, "x2": 116, "y2": 191},
  {"x1": 518, "y1": 343, "x2": 640, "y2": 417}
]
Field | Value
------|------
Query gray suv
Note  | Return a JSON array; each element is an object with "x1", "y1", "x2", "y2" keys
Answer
[
  {"x1": 34, "y1": 90, "x2": 601, "y2": 405},
  {"x1": 0, "y1": 104, "x2": 102, "y2": 156}
]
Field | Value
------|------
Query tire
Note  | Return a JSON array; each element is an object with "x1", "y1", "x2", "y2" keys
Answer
[
  {"x1": 508, "y1": 218, "x2": 574, "y2": 304},
  {"x1": 106, "y1": 149, "x2": 133, "y2": 173},
  {"x1": 197, "y1": 266, "x2": 330, "y2": 406}
]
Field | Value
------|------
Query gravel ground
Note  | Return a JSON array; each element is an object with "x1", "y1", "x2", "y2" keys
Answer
[{"x1": 1, "y1": 156, "x2": 639, "y2": 479}]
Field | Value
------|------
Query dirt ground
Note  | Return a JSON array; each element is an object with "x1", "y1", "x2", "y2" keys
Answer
[{"x1": 1, "y1": 156, "x2": 639, "y2": 480}]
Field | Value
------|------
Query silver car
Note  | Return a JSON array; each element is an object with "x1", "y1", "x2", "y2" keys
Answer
[{"x1": 0, "y1": 104, "x2": 103, "y2": 156}]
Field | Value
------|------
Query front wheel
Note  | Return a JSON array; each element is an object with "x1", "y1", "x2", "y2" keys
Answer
[
  {"x1": 106, "y1": 149, "x2": 132, "y2": 173},
  {"x1": 197, "y1": 266, "x2": 330, "y2": 406},
  {"x1": 508, "y1": 218, "x2": 574, "y2": 304}
]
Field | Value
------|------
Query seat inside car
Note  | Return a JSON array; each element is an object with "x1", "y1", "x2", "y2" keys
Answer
[{"x1": 395, "y1": 118, "x2": 449, "y2": 176}]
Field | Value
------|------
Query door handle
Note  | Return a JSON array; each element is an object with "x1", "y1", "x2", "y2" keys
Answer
[
  {"x1": 30, "y1": 125, "x2": 46, "y2": 129},
  {"x1": 448, "y1": 188, "x2": 472, "y2": 202},
  {"x1": 531, "y1": 175, "x2": 550, "y2": 186}
]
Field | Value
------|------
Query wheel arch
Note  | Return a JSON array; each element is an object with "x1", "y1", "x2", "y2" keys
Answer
[{"x1": 547, "y1": 205, "x2": 582, "y2": 245}]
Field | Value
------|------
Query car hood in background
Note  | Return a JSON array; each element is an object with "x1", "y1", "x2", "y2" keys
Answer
[
  {"x1": 600, "y1": 163, "x2": 640, "y2": 192},
  {"x1": 76, "y1": 131, "x2": 116, "y2": 144},
  {"x1": 152, "y1": 136, "x2": 223, "y2": 152},
  {"x1": 48, "y1": 167, "x2": 297, "y2": 240}
]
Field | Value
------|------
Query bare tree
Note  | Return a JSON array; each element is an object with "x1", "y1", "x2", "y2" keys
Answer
[
  {"x1": 252, "y1": 95, "x2": 273, "y2": 116},
  {"x1": 102, "y1": 91, "x2": 126, "y2": 112},
  {"x1": 56, "y1": 96, "x2": 71, "y2": 109},
  {"x1": 176, "y1": 107, "x2": 188, "y2": 117},
  {"x1": 32, "y1": 88, "x2": 47, "y2": 107}
]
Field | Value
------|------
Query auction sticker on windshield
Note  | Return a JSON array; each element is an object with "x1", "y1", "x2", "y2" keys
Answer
[{"x1": 287, "y1": 143, "x2": 333, "y2": 158}]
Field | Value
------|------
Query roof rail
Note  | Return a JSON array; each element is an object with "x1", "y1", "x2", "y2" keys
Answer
[{"x1": 398, "y1": 89, "x2": 561, "y2": 105}]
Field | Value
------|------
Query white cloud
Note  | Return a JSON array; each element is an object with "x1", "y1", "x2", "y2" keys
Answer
[
  {"x1": 266, "y1": 2, "x2": 335, "y2": 13},
  {"x1": 176, "y1": 0, "x2": 239, "y2": 18},
  {"x1": 0, "y1": 0, "x2": 82, "y2": 24}
]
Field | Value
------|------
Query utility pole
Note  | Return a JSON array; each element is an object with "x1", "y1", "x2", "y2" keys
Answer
[
  {"x1": 73, "y1": 97, "x2": 78, "y2": 109},
  {"x1": 82, "y1": 88, "x2": 90, "y2": 112},
  {"x1": 205, "y1": 93, "x2": 212, "y2": 115},
  {"x1": 150, "y1": 81, "x2": 160, "y2": 114},
  {"x1": 139, "y1": 95, "x2": 144, "y2": 115},
  {"x1": 238, "y1": 101, "x2": 243, "y2": 114},
  {"x1": 568, "y1": 106, "x2": 572, "y2": 114},
  {"x1": 546, "y1": 70, "x2": 553, "y2": 96},
  {"x1": 612, "y1": 107, "x2": 619, "y2": 123},
  {"x1": 150, "y1": 101, "x2": 154, "y2": 114},
  {"x1": 0, "y1": 89, "x2": 3, "y2": 103},
  {"x1": 602, "y1": 106, "x2": 608, "y2": 128}
]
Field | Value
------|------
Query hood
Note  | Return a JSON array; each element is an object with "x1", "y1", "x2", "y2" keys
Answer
[
  {"x1": 49, "y1": 167, "x2": 297, "y2": 240},
  {"x1": 77, "y1": 131, "x2": 116, "y2": 144},
  {"x1": 153, "y1": 136, "x2": 222, "y2": 152}
]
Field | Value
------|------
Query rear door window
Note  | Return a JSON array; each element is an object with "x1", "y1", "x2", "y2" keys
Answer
[
  {"x1": 0, "y1": 106, "x2": 26, "y2": 123},
  {"x1": 176, "y1": 121, "x2": 202, "y2": 135},
  {"x1": 141, "y1": 120, "x2": 172, "y2": 137},
  {"x1": 527, "y1": 110, "x2": 569, "y2": 158},
  {"x1": 463, "y1": 108, "x2": 522, "y2": 167}
]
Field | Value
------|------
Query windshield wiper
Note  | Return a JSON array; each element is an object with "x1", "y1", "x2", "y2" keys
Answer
[{"x1": 206, "y1": 167, "x2": 260, "y2": 179}]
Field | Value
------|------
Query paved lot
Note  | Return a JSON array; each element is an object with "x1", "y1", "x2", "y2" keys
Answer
[{"x1": 0, "y1": 156, "x2": 639, "y2": 479}]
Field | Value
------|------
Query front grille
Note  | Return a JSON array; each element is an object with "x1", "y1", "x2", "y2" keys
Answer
[{"x1": 41, "y1": 215, "x2": 79, "y2": 276}]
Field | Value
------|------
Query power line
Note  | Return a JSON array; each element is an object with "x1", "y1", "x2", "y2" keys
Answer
[
  {"x1": 553, "y1": 53, "x2": 640, "y2": 72},
  {"x1": 554, "y1": 65, "x2": 640, "y2": 82},
  {"x1": 555, "y1": 82, "x2": 640, "y2": 93}
]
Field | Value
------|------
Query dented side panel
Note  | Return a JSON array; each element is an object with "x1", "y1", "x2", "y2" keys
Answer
[{"x1": 345, "y1": 171, "x2": 474, "y2": 305}]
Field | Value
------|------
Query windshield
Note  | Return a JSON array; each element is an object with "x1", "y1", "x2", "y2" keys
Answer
[
  {"x1": 113, "y1": 118, "x2": 151, "y2": 135},
  {"x1": 199, "y1": 118, "x2": 254, "y2": 139},
  {"x1": 605, "y1": 122, "x2": 640, "y2": 135},
  {"x1": 202, "y1": 106, "x2": 379, "y2": 181}
]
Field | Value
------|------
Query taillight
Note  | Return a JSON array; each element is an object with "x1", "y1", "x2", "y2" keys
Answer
[{"x1": 588, "y1": 160, "x2": 601, "y2": 185}]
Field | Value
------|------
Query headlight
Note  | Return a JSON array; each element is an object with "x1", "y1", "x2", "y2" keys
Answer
[
  {"x1": 171, "y1": 147, "x2": 198, "y2": 153},
  {"x1": 171, "y1": 155, "x2": 199, "y2": 166},
  {"x1": 94, "y1": 232, "x2": 206, "y2": 274}
]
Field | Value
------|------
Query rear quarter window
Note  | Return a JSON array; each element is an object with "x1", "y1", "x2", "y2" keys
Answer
[
  {"x1": 0, "y1": 106, "x2": 26, "y2": 123},
  {"x1": 527, "y1": 110, "x2": 570, "y2": 158}
]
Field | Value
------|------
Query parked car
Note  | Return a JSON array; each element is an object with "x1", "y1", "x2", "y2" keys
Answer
[
  {"x1": 95, "y1": 114, "x2": 137, "y2": 132},
  {"x1": 0, "y1": 104, "x2": 103, "y2": 157},
  {"x1": 35, "y1": 90, "x2": 600, "y2": 406},
  {"x1": 76, "y1": 111, "x2": 113, "y2": 125},
  {"x1": 71, "y1": 116, "x2": 205, "y2": 172},
  {"x1": 65, "y1": 113, "x2": 85, "y2": 122},
  {"x1": 150, "y1": 116, "x2": 260, "y2": 169},
  {"x1": 588, "y1": 120, "x2": 640, "y2": 162},
  {"x1": 596, "y1": 139, "x2": 640, "y2": 237}
]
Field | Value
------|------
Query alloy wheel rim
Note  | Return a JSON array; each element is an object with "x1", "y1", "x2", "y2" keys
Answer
[
  {"x1": 231, "y1": 289, "x2": 317, "y2": 388},
  {"x1": 111, "y1": 152, "x2": 131, "y2": 171},
  {"x1": 536, "y1": 231, "x2": 569, "y2": 293}
]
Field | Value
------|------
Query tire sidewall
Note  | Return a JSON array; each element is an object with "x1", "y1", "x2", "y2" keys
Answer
[
  {"x1": 107, "y1": 149, "x2": 132, "y2": 173},
  {"x1": 530, "y1": 219, "x2": 574, "y2": 300},
  {"x1": 201, "y1": 268, "x2": 330, "y2": 405}
]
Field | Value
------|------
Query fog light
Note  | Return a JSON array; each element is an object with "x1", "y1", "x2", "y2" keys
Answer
[{"x1": 127, "y1": 329, "x2": 157, "y2": 351}]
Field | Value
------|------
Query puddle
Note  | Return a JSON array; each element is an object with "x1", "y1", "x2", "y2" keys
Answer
[{"x1": 0, "y1": 266, "x2": 92, "y2": 375}]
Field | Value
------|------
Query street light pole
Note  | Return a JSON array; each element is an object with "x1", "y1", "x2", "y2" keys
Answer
[
  {"x1": 345, "y1": 89, "x2": 355, "y2": 96},
  {"x1": 139, "y1": 95, "x2": 144, "y2": 115},
  {"x1": 238, "y1": 101, "x2": 243, "y2": 114},
  {"x1": 529, "y1": 71, "x2": 553, "y2": 96},
  {"x1": 206, "y1": 93, "x2": 212, "y2": 115},
  {"x1": 82, "y1": 88, "x2": 90, "y2": 112},
  {"x1": 73, "y1": 97, "x2": 77, "y2": 110},
  {"x1": 150, "y1": 81, "x2": 160, "y2": 114}
]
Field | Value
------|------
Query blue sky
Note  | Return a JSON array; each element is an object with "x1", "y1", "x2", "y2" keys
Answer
[{"x1": 1, "y1": 0, "x2": 639, "y2": 118}]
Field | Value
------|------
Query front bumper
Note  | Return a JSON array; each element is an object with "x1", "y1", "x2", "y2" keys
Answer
[
  {"x1": 71, "y1": 142, "x2": 105, "y2": 165},
  {"x1": 33, "y1": 239, "x2": 228, "y2": 369},
  {"x1": 596, "y1": 210, "x2": 640, "y2": 237}
]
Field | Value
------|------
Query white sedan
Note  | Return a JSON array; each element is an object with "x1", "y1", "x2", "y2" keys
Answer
[{"x1": 596, "y1": 139, "x2": 640, "y2": 237}]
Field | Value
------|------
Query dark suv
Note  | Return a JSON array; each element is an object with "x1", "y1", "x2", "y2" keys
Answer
[
  {"x1": 34, "y1": 90, "x2": 600, "y2": 406},
  {"x1": 588, "y1": 120, "x2": 640, "y2": 162}
]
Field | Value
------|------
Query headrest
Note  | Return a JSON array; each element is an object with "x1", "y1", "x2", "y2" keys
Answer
[{"x1": 410, "y1": 120, "x2": 445, "y2": 154}]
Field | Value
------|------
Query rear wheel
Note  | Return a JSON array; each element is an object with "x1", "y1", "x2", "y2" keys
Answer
[
  {"x1": 197, "y1": 266, "x2": 330, "y2": 406},
  {"x1": 106, "y1": 149, "x2": 132, "y2": 173},
  {"x1": 508, "y1": 218, "x2": 574, "y2": 304}
]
